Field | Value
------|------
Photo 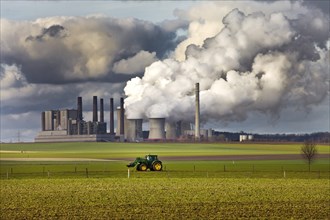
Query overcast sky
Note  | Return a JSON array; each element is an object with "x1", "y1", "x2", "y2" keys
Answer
[{"x1": 1, "y1": 1, "x2": 329, "y2": 142}]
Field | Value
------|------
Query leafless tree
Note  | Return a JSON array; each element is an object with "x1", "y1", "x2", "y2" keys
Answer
[{"x1": 301, "y1": 140, "x2": 317, "y2": 172}]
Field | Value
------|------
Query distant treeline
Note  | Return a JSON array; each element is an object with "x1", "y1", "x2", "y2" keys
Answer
[
  {"x1": 141, "y1": 131, "x2": 329, "y2": 143},
  {"x1": 214, "y1": 131, "x2": 329, "y2": 143}
]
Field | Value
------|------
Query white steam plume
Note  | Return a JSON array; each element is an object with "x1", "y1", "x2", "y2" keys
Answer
[{"x1": 124, "y1": 4, "x2": 329, "y2": 125}]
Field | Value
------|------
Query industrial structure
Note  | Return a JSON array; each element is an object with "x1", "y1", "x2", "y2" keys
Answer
[
  {"x1": 35, "y1": 96, "x2": 111, "y2": 142},
  {"x1": 239, "y1": 134, "x2": 254, "y2": 142},
  {"x1": 35, "y1": 83, "x2": 214, "y2": 142}
]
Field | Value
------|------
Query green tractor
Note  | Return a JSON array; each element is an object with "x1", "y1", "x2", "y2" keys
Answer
[{"x1": 127, "y1": 154, "x2": 163, "y2": 171}]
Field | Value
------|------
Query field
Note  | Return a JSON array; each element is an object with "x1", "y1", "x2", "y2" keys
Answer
[
  {"x1": 1, "y1": 178, "x2": 329, "y2": 219},
  {"x1": 1, "y1": 142, "x2": 330, "y2": 159},
  {"x1": 0, "y1": 142, "x2": 329, "y2": 219}
]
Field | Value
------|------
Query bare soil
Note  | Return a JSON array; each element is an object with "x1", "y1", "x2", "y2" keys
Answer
[{"x1": 159, "y1": 154, "x2": 330, "y2": 161}]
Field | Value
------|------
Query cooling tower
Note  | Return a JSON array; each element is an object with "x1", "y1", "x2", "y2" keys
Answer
[
  {"x1": 148, "y1": 118, "x2": 166, "y2": 139},
  {"x1": 93, "y1": 96, "x2": 98, "y2": 122},
  {"x1": 176, "y1": 121, "x2": 191, "y2": 137},
  {"x1": 125, "y1": 119, "x2": 143, "y2": 142},
  {"x1": 100, "y1": 98, "x2": 104, "y2": 123},
  {"x1": 195, "y1": 83, "x2": 200, "y2": 140},
  {"x1": 77, "y1": 97, "x2": 83, "y2": 121},
  {"x1": 166, "y1": 121, "x2": 177, "y2": 139},
  {"x1": 109, "y1": 98, "x2": 115, "y2": 135},
  {"x1": 120, "y1": 97, "x2": 125, "y2": 135}
]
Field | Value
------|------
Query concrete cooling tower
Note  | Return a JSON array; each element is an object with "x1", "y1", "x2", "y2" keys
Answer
[
  {"x1": 125, "y1": 119, "x2": 143, "y2": 142},
  {"x1": 148, "y1": 118, "x2": 165, "y2": 139},
  {"x1": 165, "y1": 122, "x2": 177, "y2": 139}
]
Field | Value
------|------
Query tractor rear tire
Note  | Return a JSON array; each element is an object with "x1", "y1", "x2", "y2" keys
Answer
[
  {"x1": 139, "y1": 163, "x2": 147, "y2": 171},
  {"x1": 152, "y1": 161, "x2": 162, "y2": 171}
]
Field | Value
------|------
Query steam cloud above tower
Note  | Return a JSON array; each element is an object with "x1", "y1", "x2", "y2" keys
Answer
[{"x1": 124, "y1": 3, "x2": 329, "y2": 125}]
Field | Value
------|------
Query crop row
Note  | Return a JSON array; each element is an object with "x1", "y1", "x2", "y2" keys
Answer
[{"x1": 1, "y1": 178, "x2": 329, "y2": 219}]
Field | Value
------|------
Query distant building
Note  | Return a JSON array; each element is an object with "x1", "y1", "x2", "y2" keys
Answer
[
  {"x1": 239, "y1": 134, "x2": 254, "y2": 142},
  {"x1": 35, "y1": 96, "x2": 112, "y2": 142}
]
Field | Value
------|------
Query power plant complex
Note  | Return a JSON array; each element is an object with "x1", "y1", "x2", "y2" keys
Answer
[{"x1": 35, "y1": 83, "x2": 213, "y2": 142}]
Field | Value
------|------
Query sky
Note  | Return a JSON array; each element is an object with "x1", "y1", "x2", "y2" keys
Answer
[{"x1": 1, "y1": 0, "x2": 329, "y2": 142}]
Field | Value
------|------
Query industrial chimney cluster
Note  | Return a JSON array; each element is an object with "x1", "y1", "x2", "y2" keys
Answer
[
  {"x1": 35, "y1": 96, "x2": 124, "y2": 142},
  {"x1": 35, "y1": 83, "x2": 212, "y2": 142}
]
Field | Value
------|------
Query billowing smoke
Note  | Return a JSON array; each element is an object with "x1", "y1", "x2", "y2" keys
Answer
[{"x1": 124, "y1": 3, "x2": 329, "y2": 125}]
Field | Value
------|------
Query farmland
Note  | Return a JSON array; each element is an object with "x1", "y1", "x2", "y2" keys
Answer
[
  {"x1": 0, "y1": 142, "x2": 329, "y2": 219},
  {"x1": 1, "y1": 142, "x2": 329, "y2": 159},
  {"x1": 1, "y1": 178, "x2": 329, "y2": 219}
]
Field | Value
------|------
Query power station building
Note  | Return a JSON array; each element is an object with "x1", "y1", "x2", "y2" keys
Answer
[
  {"x1": 35, "y1": 96, "x2": 114, "y2": 142},
  {"x1": 35, "y1": 83, "x2": 213, "y2": 142}
]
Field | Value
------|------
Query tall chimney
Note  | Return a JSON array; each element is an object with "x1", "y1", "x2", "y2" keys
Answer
[
  {"x1": 195, "y1": 83, "x2": 200, "y2": 140},
  {"x1": 100, "y1": 98, "x2": 104, "y2": 123},
  {"x1": 77, "y1": 96, "x2": 83, "y2": 121},
  {"x1": 110, "y1": 98, "x2": 115, "y2": 134},
  {"x1": 120, "y1": 97, "x2": 125, "y2": 135},
  {"x1": 93, "y1": 96, "x2": 98, "y2": 122},
  {"x1": 41, "y1": 112, "x2": 45, "y2": 131}
]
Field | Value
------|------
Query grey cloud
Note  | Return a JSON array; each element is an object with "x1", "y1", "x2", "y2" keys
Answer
[
  {"x1": 113, "y1": 51, "x2": 158, "y2": 74},
  {"x1": 1, "y1": 16, "x2": 186, "y2": 84},
  {"x1": 0, "y1": 64, "x2": 126, "y2": 115}
]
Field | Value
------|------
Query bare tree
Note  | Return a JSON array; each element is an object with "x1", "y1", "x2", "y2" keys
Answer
[{"x1": 301, "y1": 140, "x2": 317, "y2": 172}]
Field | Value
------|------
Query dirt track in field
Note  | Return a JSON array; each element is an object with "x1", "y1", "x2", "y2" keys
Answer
[{"x1": 159, "y1": 154, "x2": 330, "y2": 161}]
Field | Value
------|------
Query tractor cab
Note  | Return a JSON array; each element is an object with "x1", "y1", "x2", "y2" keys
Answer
[{"x1": 146, "y1": 154, "x2": 158, "y2": 162}]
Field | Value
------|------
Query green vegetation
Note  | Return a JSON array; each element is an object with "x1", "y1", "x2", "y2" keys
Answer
[
  {"x1": 1, "y1": 142, "x2": 329, "y2": 159},
  {"x1": 1, "y1": 178, "x2": 329, "y2": 219},
  {"x1": 0, "y1": 142, "x2": 329, "y2": 219},
  {"x1": 1, "y1": 159, "x2": 329, "y2": 179}
]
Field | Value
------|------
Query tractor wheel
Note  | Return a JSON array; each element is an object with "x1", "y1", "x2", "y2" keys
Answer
[
  {"x1": 139, "y1": 163, "x2": 147, "y2": 171},
  {"x1": 152, "y1": 161, "x2": 162, "y2": 171},
  {"x1": 136, "y1": 164, "x2": 140, "y2": 171}
]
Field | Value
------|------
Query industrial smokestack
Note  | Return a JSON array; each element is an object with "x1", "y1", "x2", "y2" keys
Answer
[
  {"x1": 77, "y1": 96, "x2": 83, "y2": 121},
  {"x1": 120, "y1": 97, "x2": 124, "y2": 135},
  {"x1": 93, "y1": 96, "x2": 98, "y2": 122},
  {"x1": 100, "y1": 98, "x2": 104, "y2": 123},
  {"x1": 148, "y1": 118, "x2": 166, "y2": 139},
  {"x1": 110, "y1": 98, "x2": 115, "y2": 134},
  {"x1": 195, "y1": 83, "x2": 200, "y2": 140},
  {"x1": 41, "y1": 112, "x2": 45, "y2": 131}
]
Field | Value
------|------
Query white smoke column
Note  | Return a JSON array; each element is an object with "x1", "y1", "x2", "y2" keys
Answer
[{"x1": 124, "y1": 4, "x2": 329, "y2": 125}]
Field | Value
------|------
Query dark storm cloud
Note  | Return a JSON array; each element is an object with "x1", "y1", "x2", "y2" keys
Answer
[
  {"x1": 26, "y1": 24, "x2": 66, "y2": 42},
  {"x1": 1, "y1": 16, "x2": 188, "y2": 84},
  {"x1": 0, "y1": 63, "x2": 126, "y2": 115},
  {"x1": 303, "y1": 0, "x2": 330, "y2": 15}
]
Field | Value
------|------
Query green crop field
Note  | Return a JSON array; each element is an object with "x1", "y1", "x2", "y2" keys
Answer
[
  {"x1": 0, "y1": 142, "x2": 329, "y2": 219},
  {"x1": 1, "y1": 178, "x2": 329, "y2": 219},
  {"x1": 1, "y1": 142, "x2": 329, "y2": 159}
]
